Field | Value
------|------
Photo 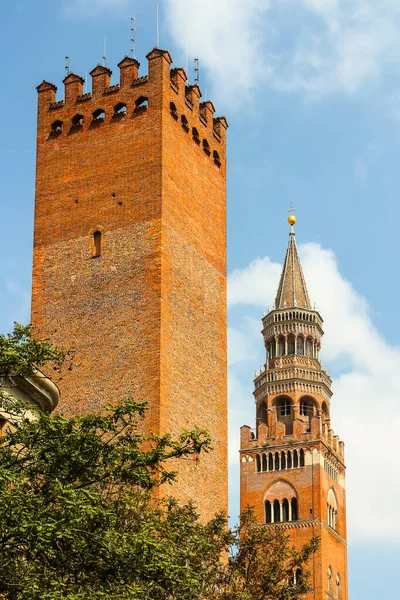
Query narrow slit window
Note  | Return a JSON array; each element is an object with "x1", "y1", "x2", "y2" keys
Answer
[{"x1": 93, "y1": 231, "x2": 102, "y2": 257}]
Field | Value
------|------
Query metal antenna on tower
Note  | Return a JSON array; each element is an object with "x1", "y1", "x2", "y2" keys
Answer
[
  {"x1": 65, "y1": 55, "x2": 70, "y2": 76},
  {"x1": 103, "y1": 35, "x2": 107, "y2": 66},
  {"x1": 130, "y1": 16, "x2": 137, "y2": 58},
  {"x1": 194, "y1": 57, "x2": 199, "y2": 86}
]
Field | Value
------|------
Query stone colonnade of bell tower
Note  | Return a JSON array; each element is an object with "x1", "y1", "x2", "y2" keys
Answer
[{"x1": 240, "y1": 217, "x2": 348, "y2": 599}]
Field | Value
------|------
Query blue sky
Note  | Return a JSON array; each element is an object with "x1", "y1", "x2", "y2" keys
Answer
[{"x1": 1, "y1": 1, "x2": 399, "y2": 596}]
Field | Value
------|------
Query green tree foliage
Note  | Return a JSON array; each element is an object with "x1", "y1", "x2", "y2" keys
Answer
[
  {"x1": 219, "y1": 508, "x2": 320, "y2": 599},
  {"x1": 0, "y1": 324, "x2": 318, "y2": 599}
]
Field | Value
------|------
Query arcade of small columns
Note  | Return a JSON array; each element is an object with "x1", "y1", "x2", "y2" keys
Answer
[
  {"x1": 266, "y1": 334, "x2": 321, "y2": 361},
  {"x1": 265, "y1": 497, "x2": 298, "y2": 524}
]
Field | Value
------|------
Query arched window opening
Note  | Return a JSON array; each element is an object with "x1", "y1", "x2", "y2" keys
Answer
[
  {"x1": 282, "y1": 498, "x2": 289, "y2": 522},
  {"x1": 92, "y1": 108, "x2": 105, "y2": 122},
  {"x1": 281, "y1": 451, "x2": 286, "y2": 470},
  {"x1": 114, "y1": 102, "x2": 126, "y2": 116},
  {"x1": 322, "y1": 401, "x2": 330, "y2": 419},
  {"x1": 327, "y1": 489, "x2": 338, "y2": 530},
  {"x1": 293, "y1": 569, "x2": 302, "y2": 585},
  {"x1": 170, "y1": 102, "x2": 178, "y2": 120},
  {"x1": 336, "y1": 573, "x2": 341, "y2": 599},
  {"x1": 300, "y1": 398, "x2": 314, "y2": 418},
  {"x1": 51, "y1": 119, "x2": 63, "y2": 134},
  {"x1": 256, "y1": 400, "x2": 267, "y2": 425},
  {"x1": 203, "y1": 139, "x2": 211, "y2": 155},
  {"x1": 293, "y1": 450, "x2": 299, "y2": 468},
  {"x1": 192, "y1": 127, "x2": 200, "y2": 145},
  {"x1": 287, "y1": 451, "x2": 292, "y2": 469},
  {"x1": 288, "y1": 334, "x2": 295, "y2": 355},
  {"x1": 256, "y1": 454, "x2": 261, "y2": 473},
  {"x1": 273, "y1": 500, "x2": 280, "y2": 523},
  {"x1": 71, "y1": 114, "x2": 84, "y2": 128},
  {"x1": 297, "y1": 336, "x2": 304, "y2": 355},
  {"x1": 306, "y1": 337, "x2": 313, "y2": 357},
  {"x1": 278, "y1": 336, "x2": 285, "y2": 356},
  {"x1": 265, "y1": 500, "x2": 272, "y2": 524},
  {"x1": 262, "y1": 454, "x2": 267, "y2": 472},
  {"x1": 135, "y1": 96, "x2": 148, "y2": 111},
  {"x1": 327, "y1": 567, "x2": 333, "y2": 593},
  {"x1": 181, "y1": 114, "x2": 189, "y2": 132},
  {"x1": 300, "y1": 449, "x2": 305, "y2": 467},
  {"x1": 277, "y1": 398, "x2": 291, "y2": 418},
  {"x1": 291, "y1": 497, "x2": 298, "y2": 521},
  {"x1": 268, "y1": 453, "x2": 273, "y2": 471},
  {"x1": 213, "y1": 150, "x2": 221, "y2": 168},
  {"x1": 275, "y1": 452, "x2": 280, "y2": 470},
  {"x1": 93, "y1": 231, "x2": 102, "y2": 258}
]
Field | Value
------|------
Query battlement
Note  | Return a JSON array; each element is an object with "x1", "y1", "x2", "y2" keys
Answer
[{"x1": 36, "y1": 48, "x2": 228, "y2": 165}]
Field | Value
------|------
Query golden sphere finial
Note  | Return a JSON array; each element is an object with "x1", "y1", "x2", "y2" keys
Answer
[{"x1": 288, "y1": 214, "x2": 296, "y2": 226}]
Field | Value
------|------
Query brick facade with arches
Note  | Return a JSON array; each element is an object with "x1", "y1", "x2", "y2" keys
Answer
[
  {"x1": 240, "y1": 219, "x2": 348, "y2": 599},
  {"x1": 32, "y1": 48, "x2": 228, "y2": 521}
]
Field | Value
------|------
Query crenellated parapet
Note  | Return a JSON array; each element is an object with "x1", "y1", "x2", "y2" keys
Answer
[{"x1": 36, "y1": 48, "x2": 228, "y2": 169}]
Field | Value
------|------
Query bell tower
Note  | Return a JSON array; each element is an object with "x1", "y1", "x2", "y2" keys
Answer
[{"x1": 240, "y1": 215, "x2": 348, "y2": 599}]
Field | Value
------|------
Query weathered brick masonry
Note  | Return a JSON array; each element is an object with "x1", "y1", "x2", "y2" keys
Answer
[{"x1": 32, "y1": 49, "x2": 228, "y2": 519}]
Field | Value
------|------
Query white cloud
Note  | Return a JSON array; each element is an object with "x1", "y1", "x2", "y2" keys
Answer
[
  {"x1": 62, "y1": 0, "x2": 400, "y2": 106},
  {"x1": 164, "y1": 0, "x2": 400, "y2": 105},
  {"x1": 164, "y1": 0, "x2": 273, "y2": 107},
  {"x1": 228, "y1": 243, "x2": 400, "y2": 541}
]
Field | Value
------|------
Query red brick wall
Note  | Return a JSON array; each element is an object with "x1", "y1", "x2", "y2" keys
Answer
[
  {"x1": 240, "y1": 387, "x2": 348, "y2": 599},
  {"x1": 32, "y1": 49, "x2": 228, "y2": 520}
]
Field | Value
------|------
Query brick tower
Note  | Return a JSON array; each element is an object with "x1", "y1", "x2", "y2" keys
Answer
[
  {"x1": 32, "y1": 48, "x2": 228, "y2": 520},
  {"x1": 240, "y1": 215, "x2": 348, "y2": 599}
]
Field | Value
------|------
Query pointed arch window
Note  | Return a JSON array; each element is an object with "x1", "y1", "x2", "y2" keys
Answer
[{"x1": 327, "y1": 567, "x2": 333, "y2": 594}]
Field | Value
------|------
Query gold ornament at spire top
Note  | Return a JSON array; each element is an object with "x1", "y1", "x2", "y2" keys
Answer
[{"x1": 288, "y1": 214, "x2": 296, "y2": 226}]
